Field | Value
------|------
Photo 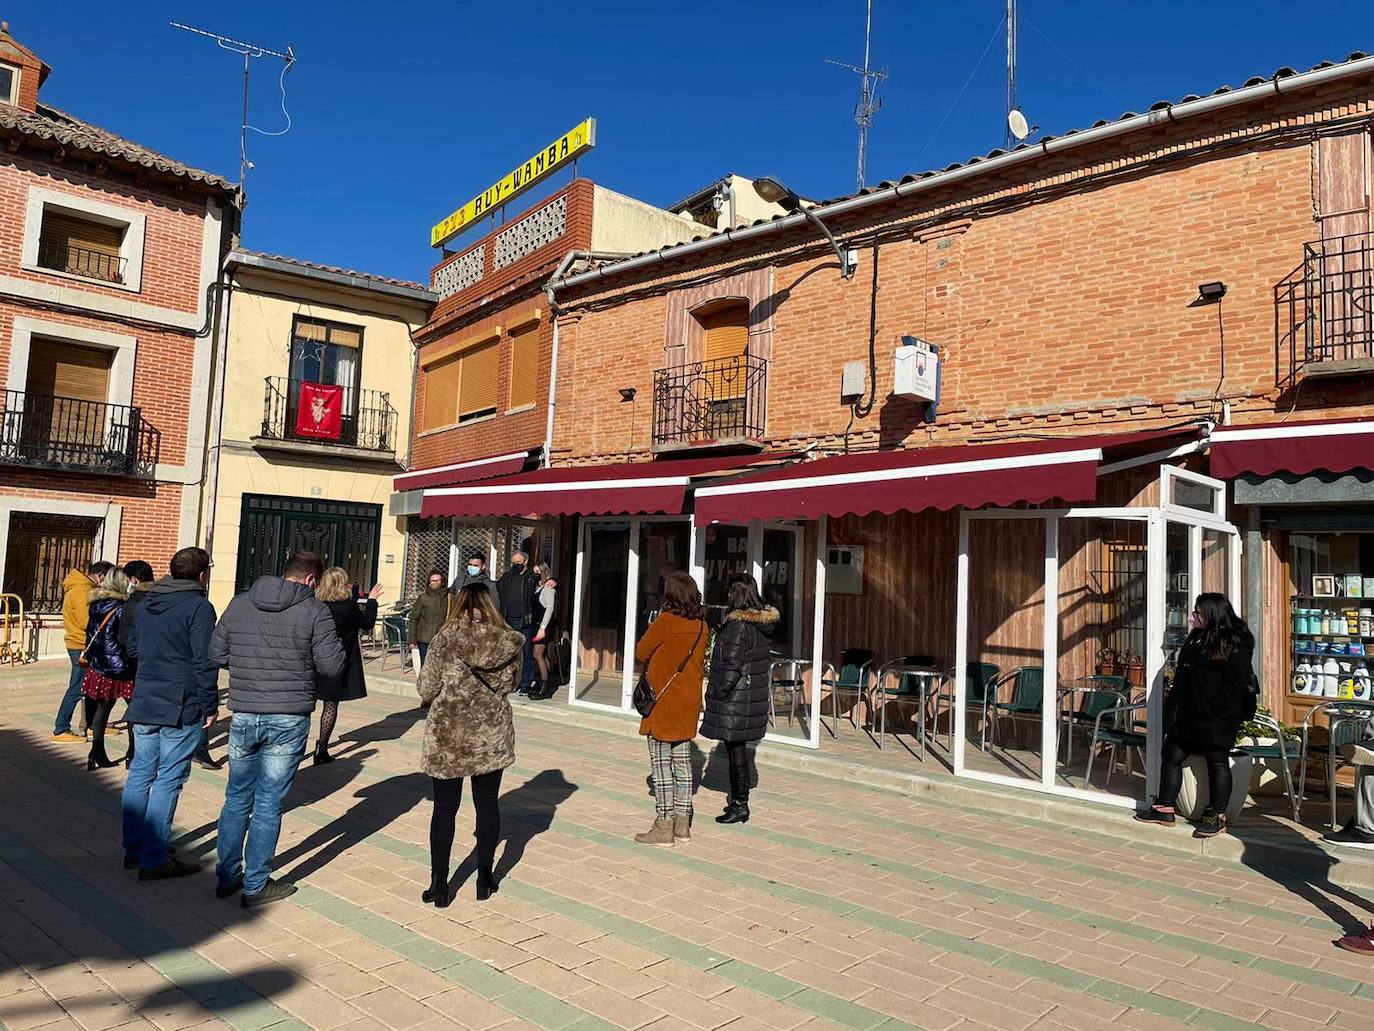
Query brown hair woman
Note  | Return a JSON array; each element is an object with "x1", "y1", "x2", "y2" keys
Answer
[{"x1": 631, "y1": 571, "x2": 709, "y2": 847}]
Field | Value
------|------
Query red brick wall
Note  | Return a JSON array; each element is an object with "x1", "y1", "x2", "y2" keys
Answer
[{"x1": 550, "y1": 82, "x2": 1374, "y2": 462}]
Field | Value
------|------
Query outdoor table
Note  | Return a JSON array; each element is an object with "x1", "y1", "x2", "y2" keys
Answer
[
  {"x1": 1299, "y1": 700, "x2": 1374, "y2": 828},
  {"x1": 1057, "y1": 676, "x2": 1128, "y2": 767},
  {"x1": 870, "y1": 660, "x2": 947, "y2": 759},
  {"x1": 767, "y1": 658, "x2": 813, "y2": 730}
]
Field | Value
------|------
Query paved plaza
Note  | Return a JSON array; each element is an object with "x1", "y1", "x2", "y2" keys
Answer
[{"x1": 3, "y1": 664, "x2": 1374, "y2": 1031}]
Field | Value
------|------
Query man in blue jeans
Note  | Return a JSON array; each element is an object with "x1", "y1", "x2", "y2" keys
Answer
[
  {"x1": 211, "y1": 551, "x2": 344, "y2": 909},
  {"x1": 121, "y1": 547, "x2": 218, "y2": 878},
  {"x1": 52, "y1": 561, "x2": 113, "y2": 742}
]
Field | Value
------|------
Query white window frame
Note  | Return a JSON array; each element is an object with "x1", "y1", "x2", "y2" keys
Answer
[
  {"x1": 0, "y1": 63, "x2": 19, "y2": 106},
  {"x1": 22, "y1": 186, "x2": 147, "y2": 294}
]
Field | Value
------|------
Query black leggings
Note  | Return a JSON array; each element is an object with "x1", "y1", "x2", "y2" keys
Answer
[
  {"x1": 1157, "y1": 737, "x2": 1231, "y2": 816},
  {"x1": 725, "y1": 740, "x2": 752, "y2": 802},
  {"x1": 429, "y1": 770, "x2": 503, "y2": 882},
  {"x1": 84, "y1": 697, "x2": 117, "y2": 762}
]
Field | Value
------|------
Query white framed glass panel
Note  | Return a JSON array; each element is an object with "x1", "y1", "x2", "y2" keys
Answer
[{"x1": 573, "y1": 520, "x2": 631, "y2": 710}]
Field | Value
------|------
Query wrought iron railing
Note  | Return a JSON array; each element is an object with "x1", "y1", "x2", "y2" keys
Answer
[
  {"x1": 652, "y1": 353, "x2": 767, "y2": 449},
  {"x1": 0, "y1": 390, "x2": 152, "y2": 475},
  {"x1": 259, "y1": 377, "x2": 397, "y2": 453},
  {"x1": 1276, "y1": 231, "x2": 1374, "y2": 384},
  {"x1": 36, "y1": 238, "x2": 127, "y2": 284}
]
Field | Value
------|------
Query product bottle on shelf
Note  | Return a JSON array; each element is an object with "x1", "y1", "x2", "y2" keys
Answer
[
  {"x1": 1323, "y1": 655, "x2": 1341, "y2": 698},
  {"x1": 1292, "y1": 659, "x2": 1313, "y2": 695},
  {"x1": 1355, "y1": 662, "x2": 1372, "y2": 702}
]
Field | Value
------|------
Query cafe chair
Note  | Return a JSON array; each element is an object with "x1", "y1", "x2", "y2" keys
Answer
[
  {"x1": 1298, "y1": 700, "x2": 1374, "y2": 828},
  {"x1": 937, "y1": 662, "x2": 1001, "y2": 752},
  {"x1": 1060, "y1": 676, "x2": 1128, "y2": 766},
  {"x1": 869, "y1": 655, "x2": 945, "y2": 756},
  {"x1": 820, "y1": 648, "x2": 874, "y2": 736},
  {"x1": 1084, "y1": 699, "x2": 1148, "y2": 789},
  {"x1": 768, "y1": 657, "x2": 809, "y2": 729},
  {"x1": 379, "y1": 614, "x2": 412, "y2": 673},
  {"x1": 1236, "y1": 710, "x2": 1299, "y2": 822},
  {"x1": 988, "y1": 667, "x2": 1044, "y2": 750}
]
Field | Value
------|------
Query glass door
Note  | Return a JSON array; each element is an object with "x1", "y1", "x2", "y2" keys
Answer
[{"x1": 572, "y1": 521, "x2": 631, "y2": 709}]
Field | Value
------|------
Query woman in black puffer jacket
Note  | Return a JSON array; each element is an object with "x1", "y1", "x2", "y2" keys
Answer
[
  {"x1": 81, "y1": 568, "x2": 134, "y2": 770},
  {"x1": 700, "y1": 573, "x2": 778, "y2": 825}
]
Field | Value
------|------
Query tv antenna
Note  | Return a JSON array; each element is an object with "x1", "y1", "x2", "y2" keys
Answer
[
  {"x1": 826, "y1": 0, "x2": 888, "y2": 194},
  {"x1": 170, "y1": 22, "x2": 296, "y2": 192},
  {"x1": 1004, "y1": 0, "x2": 1037, "y2": 148}
]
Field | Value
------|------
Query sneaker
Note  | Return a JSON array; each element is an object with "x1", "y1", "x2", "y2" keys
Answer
[
  {"x1": 1193, "y1": 813, "x2": 1226, "y2": 839},
  {"x1": 125, "y1": 845, "x2": 176, "y2": 870},
  {"x1": 215, "y1": 876, "x2": 244, "y2": 899},
  {"x1": 1325, "y1": 822, "x2": 1374, "y2": 850},
  {"x1": 633, "y1": 818, "x2": 676, "y2": 848},
  {"x1": 241, "y1": 879, "x2": 297, "y2": 909},
  {"x1": 1134, "y1": 806, "x2": 1176, "y2": 827},
  {"x1": 1335, "y1": 926, "x2": 1374, "y2": 956},
  {"x1": 138, "y1": 858, "x2": 201, "y2": 881},
  {"x1": 51, "y1": 731, "x2": 85, "y2": 744}
]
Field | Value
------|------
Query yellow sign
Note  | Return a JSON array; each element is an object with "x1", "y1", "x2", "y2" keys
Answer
[{"x1": 430, "y1": 118, "x2": 597, "y2": 248}]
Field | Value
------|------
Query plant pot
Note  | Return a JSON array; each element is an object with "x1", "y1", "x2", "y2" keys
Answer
[
  {"x1": 1095, "y1": 663, "x2": 1116, "y2": 677},
  {"x1": 1175, "y1": 750, "x2": 1253, "y2": 822},
  {"x1": 1126, "y1": 663, "x2": 1145, "y2": 688}
]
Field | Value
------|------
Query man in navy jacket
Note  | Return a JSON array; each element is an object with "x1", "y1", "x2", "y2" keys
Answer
[{"x1": 121, "y1": 547, "x2": 218, "y2": 879}]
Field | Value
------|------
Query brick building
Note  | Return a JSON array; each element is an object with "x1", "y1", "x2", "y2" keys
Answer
[
  {"x1": 392, "y1": 176, "x2": 782, "y2": 602},
  {"x1": 414, "y1": 50, "x2": 1374, "y2": 815},
  {"x1": 0, "y1": 24, "x2": 237, "y2": 658}
]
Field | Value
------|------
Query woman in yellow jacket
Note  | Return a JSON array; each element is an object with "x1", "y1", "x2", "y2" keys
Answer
[{"x1": 53, "y1": 562, "x2": 114, "y2": 742}]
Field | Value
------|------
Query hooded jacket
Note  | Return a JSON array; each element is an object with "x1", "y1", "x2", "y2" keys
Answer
[
  {"x1": 84, "y1": 585, "x2": 132, "y2": 680},
  {"x1": 61, "y1": 569, "x2": 94, "y2": 652},
  {"x1": 126, "y1": 578, "x2": 218, "y2": 727},
  {"x1": 699, "y1": 606, "x2": 779, "y2": 743},
  {"x1": 116, "y1": 584, "x2": 150, "y2": 657},
  {"x1": 417, "y1": 612, "x2": 525, "y2": 779},
  {"x1": 210, "y1": 576, "x2": 346, "y2": 716}
]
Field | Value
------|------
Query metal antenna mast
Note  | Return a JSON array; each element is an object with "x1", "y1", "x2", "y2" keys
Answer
[
  {"x1": 826, "y1": 0, "x2": 888, "y2": 194},
  {"x1": 1005, "y1": 0, "x2": 1018, "y2": 150},
  {"x1": 170, "y1": 22, "x2": 295, "y2": 191}
]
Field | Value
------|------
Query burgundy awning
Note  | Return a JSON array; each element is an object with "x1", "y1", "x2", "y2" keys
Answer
[
  {"x1": 692, "y1": 430, "x2": 1197, "y2": 523},
  {"x1": 419, "y1": 453, "x2": 782, "y2": 519},
  {"x1": 394, "y1": 449, "x2": 535, "y2": 492},
  {"x1": 1209, "y1": 417, "x2": 1374, "y2": 479}
]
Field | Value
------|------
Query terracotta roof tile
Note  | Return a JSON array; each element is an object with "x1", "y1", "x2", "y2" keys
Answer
[{"x1": 233, "y1": 248, "x2": 431, "y2": 293}]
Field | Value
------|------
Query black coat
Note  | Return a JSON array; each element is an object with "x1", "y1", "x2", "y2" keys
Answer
[
  {"x1": 315, "y1": 598, "x2": 378, "y2": 702},
  {"x1": 496, "y1": 566, "x2": 539, "y2": 627},
  {"x1": 84, "y1": 588, "x2": 132, "y2": 680},
  {"x1": 699, "y1": 607, "x2": 779, "y2": 743},
  {"x1": 1165, "y1": 635, "x2": 1255, "y2": 750}
]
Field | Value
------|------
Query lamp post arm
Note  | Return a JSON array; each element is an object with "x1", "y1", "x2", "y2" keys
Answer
[{"x1": 799, "y1": 207, "x2": 853, "y2": 279}]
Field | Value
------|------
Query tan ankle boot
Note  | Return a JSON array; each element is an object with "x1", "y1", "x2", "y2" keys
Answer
[
  {"x1": 633, "y1": 817, "x2": 675, "y2": 847},
  {"x1": 673, "y1": 815, "x2": 691, "y2": 842}
]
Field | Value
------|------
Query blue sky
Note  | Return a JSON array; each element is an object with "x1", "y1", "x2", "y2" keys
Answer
[{"x1": 18, "y1": 2, "x2": 1371, "y2": 283}]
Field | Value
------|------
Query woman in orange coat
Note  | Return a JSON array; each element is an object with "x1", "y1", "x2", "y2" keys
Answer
[{"x1": 632, "y1": 571, "x2": 708, "y2": 848}]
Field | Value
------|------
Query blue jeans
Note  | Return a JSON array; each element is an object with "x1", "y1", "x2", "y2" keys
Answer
[
  {"x1": 518, "y1": 623, "x2": 536, "y2": 691},
  {"x1": 54, "y1": 650, "x2": 85, "y2": 734},
  {"x1": 216, "y1": 713, "x2": 310, "y2": 895},
  {"x1": 121, "y1": 722, "x2": 202, "y2": 868}
]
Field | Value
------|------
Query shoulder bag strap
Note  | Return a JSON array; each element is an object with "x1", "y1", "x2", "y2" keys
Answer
[
  {"x1": 81, "y1": 607, "x2": 118, "y2": 660},
  {"x1": 652, "y1": 621, "x2": 704, "y2": 704}
]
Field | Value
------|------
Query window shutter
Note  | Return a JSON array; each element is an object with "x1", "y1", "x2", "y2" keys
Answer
[
  {"x1": 699, "y1": 302, "x2": 749, "y2": 402},
  {"x1": 41, "y1": 212, "x2": 123, "y2": 256},
  {"x1": 295, "y1": 319, "x2": 330, "y2": 343},
  {"x1": 459, "y1": 340, "x2": 500, "y2": 417},
  {"x1": 508, "y1": 326, "x2": 538, "y2": 410},
  {"x1": 423, "y1": 356, "x2": 460, "y2": 429},
  {"x1": 25, "y1": 339, "x2": 111, "y2": 402}
]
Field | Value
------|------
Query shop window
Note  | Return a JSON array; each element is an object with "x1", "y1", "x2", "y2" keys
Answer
[
  {"x1": 2, "y1": 513, "x2": 102, "y2": 613},
  {"x1": 0, "y1": 63, "x2": 17, "y2": 106},
  {"x1": 507, "y1": 324, "x2": 538, "y2": 410},
  {"x1": 1289, "y1": 532, "x2": 1374, "y2": 701},
  {"x1": 38, "y1": 209, "x2": 127, "y2": 284}
]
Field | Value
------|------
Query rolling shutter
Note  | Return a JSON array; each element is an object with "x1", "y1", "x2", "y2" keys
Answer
[
  {"x1": 25, "y1": 339, "x2": 111, "y2": 402},
  {"x1": 423, "y1": 356, "x2": 460, "y2": 430},
  {"x1": 458, "y1": 340, "x2": 499, "y2": 418},
  {"x1": 702, "y1": 307, "x2": 749, "y2": 363},
  {"x1": 508, "y1": 325, "x2": 539, "y2": 410}
]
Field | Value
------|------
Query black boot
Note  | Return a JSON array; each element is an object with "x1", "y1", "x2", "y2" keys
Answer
[
  {"x1": 715, "y1": 797, "x2": 750, "y2": 824},
  {"x1": 313, "y1": 744, "x2": 334, "y2": 766},
  {"x1": 422, "y1": 873, "x2": 450, "y2": 908},
  {"x1": 476, "y1": 865, "x2": 498, "y2": 901}
]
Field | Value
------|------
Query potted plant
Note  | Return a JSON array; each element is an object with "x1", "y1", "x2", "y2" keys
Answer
[
  {"x1": 1174, "y1": 748, "x2": 1254, "y2": 822},
  {"x1": 1095, "y1": 646, "x2": 1119, "y2": 678},
  {"x1": 1236, "y1": 706, "x2": 1299, "y2": 797},
  {"x1": 1124, "y1": 650, "x2": 1146, "y2": 688}
]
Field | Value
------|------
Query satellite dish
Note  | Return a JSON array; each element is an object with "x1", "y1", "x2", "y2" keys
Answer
[{"x1": 1007, "y1": 109, "x2": 1030, "y2": 141}]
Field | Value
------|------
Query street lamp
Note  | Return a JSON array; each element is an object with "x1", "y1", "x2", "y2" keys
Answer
[{"x1": 753, "y1": 176, "x2": 855, "y2": 279}]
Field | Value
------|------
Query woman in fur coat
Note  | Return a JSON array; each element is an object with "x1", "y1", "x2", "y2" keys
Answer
[
  {"x1": 699, "y1": 573, "x2": 779, "y2": 825},
  {"x1": 81, "y1": 568, "x2": 133, "y2": 770},
  {"x1": 416, "y1": 584, "x2": 525, "y2": 907}
]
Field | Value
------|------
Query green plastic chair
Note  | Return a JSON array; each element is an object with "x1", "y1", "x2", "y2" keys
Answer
[
  {"x1": 380, "y1": 614, "x2": 411, "y2": 672},
  {"x1": 820, "y1": 649, "x2": 874, "y2": 735},
  {"x1": 962, "y1": 662, "x2": 1001, "y2": 752},
  {"x1": 989, "y1": 667, "x2": 1044, "y2": 748}
]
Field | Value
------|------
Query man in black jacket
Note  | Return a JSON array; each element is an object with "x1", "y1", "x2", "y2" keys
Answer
[
  {"x1": 496, "y1": 551, "x2": 540, "y2": 695},
  {"x1": 210, "y1": 551, "x2": 344, "y2": 908},
  {"x1": 121, "y1": 548, "x2": 218, "y2": 880}
]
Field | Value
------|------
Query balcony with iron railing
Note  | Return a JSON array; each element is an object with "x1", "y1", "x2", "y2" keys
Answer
[
  {"x1": 1276, "y1": 231, "x2": 1374, "y2": 385},
  {"x1": 36, "y1": 238, "x2": 127, "y2": 285},
  {"x1": 0, "y1": 390, "x2": 154, "y2": 476},
  {"x1": 257, "y1": 377, "x2": 398, "y2": 456},
  {"x1": 651, "y1": 353, "x2": 767, "y2": 453}
]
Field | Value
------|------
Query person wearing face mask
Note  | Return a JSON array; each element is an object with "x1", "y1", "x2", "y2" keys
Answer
[
  {"x1": 1136, "y1": 593, "x2": 1255, "y2": 839},
  {"x1": 496, "y1": 551, "x2": 540, "y2": 696},
  {"x1": 452, "y1": 553, "x2": 492, "y2": 595},
  {"x1": 410, "y1": 569, "x2": 454, "y2": 669}
]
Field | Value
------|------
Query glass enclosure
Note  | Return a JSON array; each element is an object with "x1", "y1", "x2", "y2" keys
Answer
[{"x1": 575, "y1": 521, "x2": 630, "y2": 707}]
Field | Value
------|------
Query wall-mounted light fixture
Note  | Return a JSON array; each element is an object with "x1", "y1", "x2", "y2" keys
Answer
[
  {"x1": 1196, "y1": 281, "x2": 1227, "y2": 303},
  {"x1": 753, "y1": 176, "x2": 856, "y2": 279},
  {"x1": 618, "y1": 387, "x2": 637, "y2": 402}
]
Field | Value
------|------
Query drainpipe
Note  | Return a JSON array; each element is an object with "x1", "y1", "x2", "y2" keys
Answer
[
  {"x1": 542, "y1": 250, "x2": 634, "y2": 469},
  {"x1": 201, "y1": 268, "x2": 236, "y2": 559}
]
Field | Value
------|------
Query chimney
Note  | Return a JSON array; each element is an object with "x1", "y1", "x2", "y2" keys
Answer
[{"x1": 0, "y1": 22, "x2": 51, "y2": 113}]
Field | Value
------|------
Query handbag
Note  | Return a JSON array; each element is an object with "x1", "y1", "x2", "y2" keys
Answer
[
  {"x1": 78, "y1": 608, "x2": 118, "y2": 668},
  {"x1": 634, "y1": 621, "x2": 704, "y2": 718}
]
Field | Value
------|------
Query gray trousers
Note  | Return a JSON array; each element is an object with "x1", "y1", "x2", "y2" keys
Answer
[{"x1": 1357, "y1": 719, "x2": 1374, "y2": 835}]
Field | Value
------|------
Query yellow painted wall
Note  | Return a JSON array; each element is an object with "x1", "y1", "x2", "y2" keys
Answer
[{"x1": 205, "y1": 265, "x2": 429, "y2": 612}]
